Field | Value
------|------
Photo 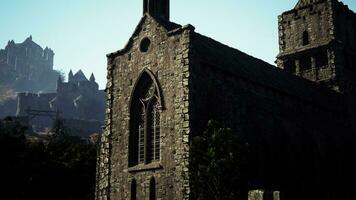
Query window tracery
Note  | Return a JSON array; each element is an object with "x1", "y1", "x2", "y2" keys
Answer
[{"x1": 129, "y1": 70, "x2": 162, "y2": 167}]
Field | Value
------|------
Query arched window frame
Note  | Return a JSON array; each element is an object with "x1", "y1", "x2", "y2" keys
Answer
[{"x1": 129, "y1": 69, "x2": 164, "y2": 167}]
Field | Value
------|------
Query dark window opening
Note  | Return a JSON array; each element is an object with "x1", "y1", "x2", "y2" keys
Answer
[
  {"x1": 140, "y1": 38, "x2": 151, "y2": 53},
  {"x1": 303, "y1": 31, "x2": 310, "y2": 45},
  {"x1": 131, "y1": 179, "x2": 137, "y2": 200},
  {"x1": 149, "y1": 177, "x2": 156, "y2": 200},
  {"x1": 129, "y1": 71, "x2": 161, "y2": 167},
  {"x1": 284, "y1": 59, "x2": 296, "y2": 73},
  {"x1": 300, "y1": 56, "x2": 312, "y2": 70},
  {"x1": 315, "y1": 51, "x2": 328, "y2": 68}
]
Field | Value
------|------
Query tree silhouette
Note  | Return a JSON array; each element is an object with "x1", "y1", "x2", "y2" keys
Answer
[{"x1": 190, "y1": 120, "x2": 247, "y2": 200}]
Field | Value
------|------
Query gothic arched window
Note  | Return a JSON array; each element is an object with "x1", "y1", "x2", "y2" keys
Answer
[{"x1": 129, "y1": 70, "x2": 162, "y2": 167}]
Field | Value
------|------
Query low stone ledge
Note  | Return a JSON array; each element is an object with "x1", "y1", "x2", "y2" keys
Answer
[{"x1": 127, "y1": 162, "x2": 163, "y2": 173}]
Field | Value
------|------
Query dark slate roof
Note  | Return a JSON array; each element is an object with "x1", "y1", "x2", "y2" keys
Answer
[
  {"x1": 72, "y1": 70, "x2": 88, "y2": 82},
  {"x1": 18, "y1": 36, "x2": 43, "y2": 51},
  {"x1": 191, "y1": 32, "x2": 344, "y2": 112}
]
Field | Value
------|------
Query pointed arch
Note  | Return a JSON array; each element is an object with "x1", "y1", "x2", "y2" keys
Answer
[
  {"x1": 129, "y1": 69, "x2": 163, "y2": 167},
  {"x1": 129, "y1": 68, "x2": 164, "y2": 111}
]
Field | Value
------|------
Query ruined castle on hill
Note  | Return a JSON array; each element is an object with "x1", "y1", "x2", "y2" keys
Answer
[
  {"x1": 0, "y1": 37, "x2": 106, "y2": 137},
  {"x1": 0, "y1": 36, "x2": 59, "y2": 93},
  {"x1": 17, "y1": 70, "x2": 105, "y2": 122}
]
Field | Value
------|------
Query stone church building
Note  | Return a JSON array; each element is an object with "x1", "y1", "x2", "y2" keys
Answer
[{"x1": 96, "y1": 0, "x2": 356, "y2": 199}]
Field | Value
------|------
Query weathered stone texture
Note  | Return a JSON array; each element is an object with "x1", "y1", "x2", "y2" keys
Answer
[
  {"x1": 96, "y1": 1, "x2": 356, "y2": 199},
  {"x1": 277, "y1": 0, "x2": 356, "y2": 93},
  {"x1": 97, "y1": 15, "x2": 192, "y2": 200},
  {"x1": 248, "y1": 190, "x2": 280, "y2": 200}
]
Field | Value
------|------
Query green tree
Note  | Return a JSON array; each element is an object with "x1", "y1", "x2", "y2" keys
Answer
[{"x1": 190, "y1": 120, "x2": 247, "y2": 200}]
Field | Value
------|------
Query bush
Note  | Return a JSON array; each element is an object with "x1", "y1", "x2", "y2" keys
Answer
[
  {"x1": 190, "y1": 120, "x2": 247, "y2": 200},
  {"x1": 0, "y1": 118, "x2": 97, "y2": 200}
]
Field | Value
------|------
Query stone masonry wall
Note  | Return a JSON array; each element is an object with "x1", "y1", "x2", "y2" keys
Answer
[
  {"x1": 276, "y1": 0, "x2": 337, "y2": 86},
  {"x1": 278, "y1": 0, "x2": 334, "y2": 54},
  {"x1": 96, "y1": 15, "x2": 192, "y2": 200},
  {"x1": 188, "y1": 41, "x2": 352, "y2": 199}
]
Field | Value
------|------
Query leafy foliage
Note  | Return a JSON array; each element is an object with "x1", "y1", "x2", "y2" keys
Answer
[
  {"x1": 0, "y1": 118, "x2": 97, "y2": 200},
  {"x1": 190, "y1": 120, "x2": 247, "y2": 200}
]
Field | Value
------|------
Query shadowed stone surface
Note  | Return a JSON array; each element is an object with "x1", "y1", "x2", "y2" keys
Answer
[{"x1": 96, "y1": 0, "x2": 356, "y2": 199}]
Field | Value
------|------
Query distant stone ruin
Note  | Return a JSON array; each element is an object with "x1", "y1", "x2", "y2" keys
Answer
[
  {"x1": 0, "y1": 36, "x2": 60, "y2": 119},
  {"x1": 0, "y1": 37, "x2": 106, "y2": 137},
  {"x1": 16, "y1": 70, "x2": 106, "y2": 137},
  {"x1": 0, "y1": 36, "x2": 60, "y2": 93}
]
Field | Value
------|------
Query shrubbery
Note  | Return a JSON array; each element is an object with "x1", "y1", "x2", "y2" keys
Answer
[
  {"x1": 190, "y1": 120, "x2": 247, "y2": 200},
  {"x1": 0, "y1": 118, "x2": 97, "y2": 200}
]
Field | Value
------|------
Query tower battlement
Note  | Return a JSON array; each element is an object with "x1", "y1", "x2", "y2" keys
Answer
[{"x1": 277, "y1": 0, "x2": 356, "y2": 92}]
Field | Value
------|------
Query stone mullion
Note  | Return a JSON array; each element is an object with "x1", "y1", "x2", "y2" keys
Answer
[
  {"x1": 151, "y1": 104, "x2": 156, "y2": 161},
  {"x1": 144, "y1": 102, "x2": 149, "y2": 164}
]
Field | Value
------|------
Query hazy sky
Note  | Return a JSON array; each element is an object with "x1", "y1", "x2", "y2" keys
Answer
[{"x1": 1, "y1": 0, "x2": 355, "y2": 89}]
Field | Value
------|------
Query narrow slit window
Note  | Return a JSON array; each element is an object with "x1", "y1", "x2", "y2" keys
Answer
[
  {"x1": 303, "y1": 31, "x2": 310, "y2": 45},
  {"x1": 131, "y1": 179, "x2": 137, "y2": 200},
  {"x1": 149, "y1": 177, "x2": 156, "y2": 200}
]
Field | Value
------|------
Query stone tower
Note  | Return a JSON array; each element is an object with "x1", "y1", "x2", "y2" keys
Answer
[{"x1": 276, "y1": 0, "x2": 356, "y2": 93}]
